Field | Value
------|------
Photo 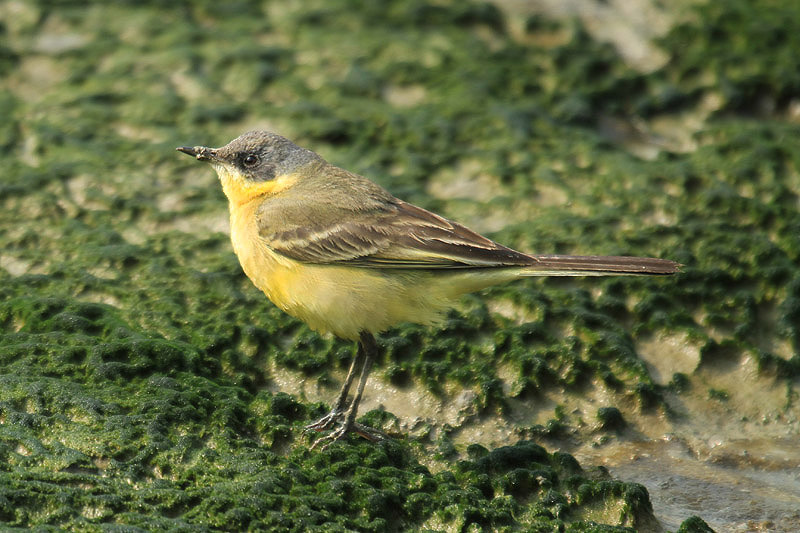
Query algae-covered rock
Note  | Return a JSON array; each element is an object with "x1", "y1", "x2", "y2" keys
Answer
[{"x1": 3, "y1": 0, "x2": 800, "y2": 530}]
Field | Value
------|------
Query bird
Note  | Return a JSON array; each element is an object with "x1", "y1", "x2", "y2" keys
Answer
[{"x1": 177, "y1": 130, "x2": 679, "y2": 449}]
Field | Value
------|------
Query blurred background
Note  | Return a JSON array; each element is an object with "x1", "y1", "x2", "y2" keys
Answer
[{"x1": 2, "y1": 0, "x2": 799, "y2": 530}]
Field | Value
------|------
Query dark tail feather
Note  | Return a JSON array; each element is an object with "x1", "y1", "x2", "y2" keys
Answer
[{"x1": 521, "y1": 255, "x2": 681, "y2": 276}]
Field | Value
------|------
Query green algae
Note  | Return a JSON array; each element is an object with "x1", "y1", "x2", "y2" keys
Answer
[{"x1": 2, "y1": 0, "x2": 800, "y2": 530}]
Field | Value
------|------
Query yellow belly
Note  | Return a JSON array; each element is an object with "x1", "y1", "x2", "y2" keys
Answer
[
  {"x1": 230, "y1": 203, "x2": 439, "y2": 340},
  {"x1": 258, "y1": 257, "x2": 447, "y2": 340}
]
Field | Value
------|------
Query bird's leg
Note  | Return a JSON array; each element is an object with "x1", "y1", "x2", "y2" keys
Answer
[
  {"x1": 311, "y1": 332, "x2": 387, "y2": 449},
  {"x1": 305, "y1": 340, "x2": 366, "y2": 432}
]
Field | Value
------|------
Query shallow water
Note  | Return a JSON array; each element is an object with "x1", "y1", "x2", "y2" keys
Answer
[{"x1": 586, "y1": 438, "x2": 800, "y2": 532}]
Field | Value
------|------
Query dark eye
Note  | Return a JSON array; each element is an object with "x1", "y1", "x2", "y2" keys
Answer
[{"x1": 243, "y1": 154, "x2": 258, "y2": 167}]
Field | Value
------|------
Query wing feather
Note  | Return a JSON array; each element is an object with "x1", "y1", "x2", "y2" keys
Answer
[{"x1": 260, "y1": 200, "x2": 536, "y2": 269}]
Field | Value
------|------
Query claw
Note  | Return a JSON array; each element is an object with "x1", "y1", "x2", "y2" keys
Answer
[
  {"x1": 305, "y1": 409, "x2": 344, "y2": 433},
  {"x1": 352, "y1": 422, "x2": 388, "y2": 442},
  {"x1": 311, "y1": 420, "x2": 387, "y2": 451},
  {"x1": 306, "y1": 332, "x2": 386, "y2": 450}
]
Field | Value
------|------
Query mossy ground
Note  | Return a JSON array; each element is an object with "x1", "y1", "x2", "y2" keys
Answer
[{"x1": 2, "y1": 0, "x2": 799, "y2": 530}]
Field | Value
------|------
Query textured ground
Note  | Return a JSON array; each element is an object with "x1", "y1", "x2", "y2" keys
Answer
[{"x1": 2, "y1": 0, "x2": 799, "y2": 531}]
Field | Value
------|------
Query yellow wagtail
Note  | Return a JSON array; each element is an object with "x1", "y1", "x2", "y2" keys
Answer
[{"x1": 177, "y1": 131, "x2": 679, "y2": 448}]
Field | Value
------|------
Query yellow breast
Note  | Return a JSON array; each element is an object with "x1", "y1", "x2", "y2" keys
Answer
[{"x1": 228, "y1": 197, "x2": 464, "y2": 340}]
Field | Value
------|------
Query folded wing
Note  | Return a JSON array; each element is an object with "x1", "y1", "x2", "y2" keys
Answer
[
  {"x1": 261, "y1": 200, "x2": 532, "y2": 268},
  {"x1": 259, "y1": 199, "x2": 679, "y2": 274}
]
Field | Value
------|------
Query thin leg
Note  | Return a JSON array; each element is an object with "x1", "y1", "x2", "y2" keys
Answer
[
  {"x1": 347, "y1": 331, "x2": 377, "y2": 425},
  {"x1": 305, "y1": 340, "x2": 366, "y2": 432},
  {"x1": 311, "y1": 332, "x2": 387, "y2": 449}
]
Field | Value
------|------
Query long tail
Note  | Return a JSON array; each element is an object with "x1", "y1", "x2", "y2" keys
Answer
[{"x1": 521, "y1": 255, "x2": 680, "y2": 276}]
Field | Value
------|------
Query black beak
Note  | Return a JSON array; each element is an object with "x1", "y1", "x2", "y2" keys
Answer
[{"x1": 176, "y1": 145, "x2": 218, "y2": 162}]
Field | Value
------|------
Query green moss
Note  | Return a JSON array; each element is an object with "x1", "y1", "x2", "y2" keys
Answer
[
  {"x1": 596, "y1": 407, "x2": 626, "y2": 432},
  {"x1": 707, "y1": 388, "x2": 730, "y2": 402},
  {"x1": 677, "y1": 515, "x2": 715, "y2": 533},
  {"x1": 3, "y1": 0, "x2": 799, "y2": 529},
  {"x1": 657, "y1": 1, "x2": 800, "y2": 116}
]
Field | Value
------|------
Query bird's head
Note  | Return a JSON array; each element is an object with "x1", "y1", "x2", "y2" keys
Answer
[{"x1": 177, "y1": 130, "x2": 320, "y2": 205}]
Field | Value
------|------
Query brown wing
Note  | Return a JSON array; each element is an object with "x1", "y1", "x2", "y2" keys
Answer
[{"x1": 261, "y1": 200, "x2": 536, "y2": 269}]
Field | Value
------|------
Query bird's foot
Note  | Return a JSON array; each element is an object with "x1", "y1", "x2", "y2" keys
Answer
[
  {"x1": 304, "y1": 409, "x2": 344, "y2": 433},
  {"x1": 310, "y1": 419, "x2": 387, "y2": 451}
]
